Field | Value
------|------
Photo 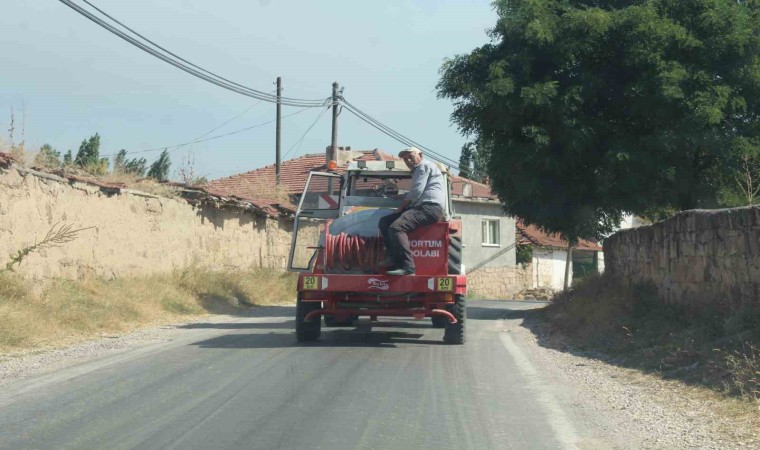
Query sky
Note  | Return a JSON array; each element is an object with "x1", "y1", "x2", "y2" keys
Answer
[{"x1": 0, "y1": 0, "x2": 496, "y2": 181}]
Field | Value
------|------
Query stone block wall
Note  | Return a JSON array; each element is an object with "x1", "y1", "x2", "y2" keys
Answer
[
  {"x1": 468, "y1": 265, "x2": 532, "y2": 299},
  {"x1": 0, "y1": 167, "x2": 318, "y2": 281},
  {"x1": 604, "y1": 206, "x2": 760, "y2": 313}
]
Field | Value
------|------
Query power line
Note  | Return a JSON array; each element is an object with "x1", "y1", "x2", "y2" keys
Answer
[
  {"x1": 339, "y1": 98, "x2": 461, "y2": 167},
  {"x1": 104, "y1": 108, "x2": 310, "y2": 157},
  {"x1": 283, "y1": 106, "x2": 331, "y2": 160},
  {"x1": 188, "y1": 97, "x2": 270, "y2": 144},
  {"x1": 341, "y1": 99, "x2": 461, "y2": 167},
  {"x1": 60, "y1": 0, "x2": 329, "y2": 107}
]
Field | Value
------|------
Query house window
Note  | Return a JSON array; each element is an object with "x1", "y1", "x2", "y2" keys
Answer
[{"x1": 482, "y1": 219, "x2": 500, "y2": 246}]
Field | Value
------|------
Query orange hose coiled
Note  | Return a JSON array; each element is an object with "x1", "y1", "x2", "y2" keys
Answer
[{"x1": 325, "y1": 232, "x2": 383, "y2": 272}]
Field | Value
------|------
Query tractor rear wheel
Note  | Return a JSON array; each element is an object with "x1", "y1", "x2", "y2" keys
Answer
[
  {"x1": 431, "y1": 315, "x2": 448, "y2": 328},
  {"x1": 448, "y1": 236, "x2": 462, "y2": 275},
  {"x1": 443, "y1": 294, "x2": 465, "y2": 345},
  {"x1": 296, "y1": 293, "x2": 321, "y2": 342}
]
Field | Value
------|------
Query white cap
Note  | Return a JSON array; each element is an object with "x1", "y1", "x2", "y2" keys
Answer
[{"x1": 398, "y1": 146, "x2": 422, "y2": 157}]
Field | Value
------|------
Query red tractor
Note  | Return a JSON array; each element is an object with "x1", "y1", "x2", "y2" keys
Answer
[{"x1": 287, "y1": 159, "x2": 466, "y2": 344}]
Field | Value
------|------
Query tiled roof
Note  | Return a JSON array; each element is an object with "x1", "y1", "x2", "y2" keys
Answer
[
  {"x1": 206, "y1": 148, "x2": 499, "y2": 208},
  {"x1": 516, "y1": 220, "x2": 602, "y2": 251},
  {"x1": 449, "y1": 175, "x2": 497, "y2": 200}
]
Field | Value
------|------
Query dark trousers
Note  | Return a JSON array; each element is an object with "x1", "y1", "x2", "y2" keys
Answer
[{"x1": 378, "y1": 203, "x2": 444, "y2": 270}]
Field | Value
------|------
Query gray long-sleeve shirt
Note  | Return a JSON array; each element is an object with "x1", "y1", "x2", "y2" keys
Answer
[{"x1": 406, "y1": 159, "x2": 446, "y2": 208}]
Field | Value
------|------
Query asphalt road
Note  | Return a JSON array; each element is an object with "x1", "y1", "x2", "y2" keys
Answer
[{"x1": 0, "y1": 300, "x2": 586, "y2": 450}]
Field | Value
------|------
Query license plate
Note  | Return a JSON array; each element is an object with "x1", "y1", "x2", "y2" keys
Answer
[
  {"x1": 437, "y1": 277, "x2": 453, "y2": 291},
  {"x1": 303, "y1": 276, "x2": 319, "y2": 290}
]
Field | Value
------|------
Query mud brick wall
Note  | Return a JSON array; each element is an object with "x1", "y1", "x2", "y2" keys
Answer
[
  {"x1": 604, "y1": 206, "x2": 760, "y2": 313},
  {"x1": 0, "y1": 167, "x2": 318, "y2": 281}
]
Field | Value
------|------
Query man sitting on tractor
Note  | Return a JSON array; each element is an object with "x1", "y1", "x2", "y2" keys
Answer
[{"x1": 378, "y1": 147, "x2": 446, "y2": 275}]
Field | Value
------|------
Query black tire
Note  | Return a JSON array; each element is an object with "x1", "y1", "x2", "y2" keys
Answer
[
  {"x1": 443, "y1": 294, "x2": 465, "y2": 345},
  {"x1": 448, "y1": 236, "x2": 462, "y2": 275},
  {"x1": 324, "y1": 315, "x2": 356, "y2": 327},
  {"x1": 296, "y1": 293, "x2": 321, "y2": 342},
  {"x1": 431, "y1": 315, "x2": 448, "y2": 328}
]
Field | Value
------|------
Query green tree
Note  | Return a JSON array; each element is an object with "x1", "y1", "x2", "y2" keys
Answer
[
  {"x1": 113, "y1": 149, "x2": 148, "y2": 176},
  {"x1": 458, "y1": 142, "x2": 474, "y2": 179},
  {"x1": 147, "y1": 149, "x2": 171, "y2": 182},
  {"x1": 74, "y1": 133, "x2": 108, "y2": 175},
  {"x1": 125, "y1": 157, "x2": 148, "y2": 177},
  {"x1": 113, "y1": 149, "x2": 127, "y2": 174},
  {"x1": 74, "y1": 133, "x2": 100, "y2": 167},
  {"x1": 62, "y1": 150, "x2": 73, "y2": 166},
  {"x1": 458, "y1": 141, "x2": 487, "y2": 182},
  {"x1": 33, "y1": 144, "x2": 61, "y2": 168},
  {"x1": 438, "y1": 0, "x2": 760, "y2": 242}
]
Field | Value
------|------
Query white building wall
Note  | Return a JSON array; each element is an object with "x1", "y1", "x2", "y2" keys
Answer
[
  {"x1": 532, "y1": 248, "x2": 572, "y2": 290},
  {"x1": 452, "y1": 200, "x2": 516, "y2": 271}
]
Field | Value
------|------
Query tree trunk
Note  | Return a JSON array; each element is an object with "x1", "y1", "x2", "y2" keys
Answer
[{"x1": 563, "y1": 243, "x2": 573, "y2": 290}]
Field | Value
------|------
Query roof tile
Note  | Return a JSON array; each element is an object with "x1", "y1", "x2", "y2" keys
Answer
[{"x1": 516, "y1": 220, "x2": 602, "y2": 251}]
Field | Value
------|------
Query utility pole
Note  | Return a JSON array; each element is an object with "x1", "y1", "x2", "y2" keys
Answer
[
  {"x1": 328, "y1": 81, "x2": 339, "y2": 193},
  {"x1": 275, "y1": 76, "x2": 282, "y2": 186}
]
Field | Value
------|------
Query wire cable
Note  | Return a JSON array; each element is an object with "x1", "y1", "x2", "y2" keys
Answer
[
  {"x1": 339, "y1": 98, "x2": 461, "y2": 167},
  {"x1": 103, "y1": 108, "x2": 310, "y2": 157},
  {"x1": 60, "y1": 0, "x2": 330, "y2": 107},
  {"x1": 282, "y1": 106, "x2": 331, "y2": 160},
  {"x1": 341, "y1": 99, "x2": 461, "y2": 167},
  {"x1": 188, "y1": 97, "x2": 270, "y2": 144},
  {"x1": 79, "y1": 0, "x2": 326, "y2": 107}
]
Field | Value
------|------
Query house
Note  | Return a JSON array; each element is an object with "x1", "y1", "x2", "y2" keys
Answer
[
  {"x1": 448, "y1": 177, "x2": 517, "y2": 273},
  {"x1": 516, "y1": 221, "x2": 603, "y2": 290},
  {"x1": 205, "y1": 147, "x2": 522, "y2": 297}
]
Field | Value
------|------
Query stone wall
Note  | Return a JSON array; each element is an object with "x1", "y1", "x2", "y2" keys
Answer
[
  {"x1": 468, "y1": 265, "x2": 532, "y2": 299},
  {"x1": 604, "y1": 206, "x2": 760, "y2": 313},
  {"x1": 0, "y1": 167, "x2": 318, "y2": 281}
]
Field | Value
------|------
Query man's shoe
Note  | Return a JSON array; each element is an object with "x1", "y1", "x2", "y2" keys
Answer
[{"x1": 386, "y1": 267, "x2": 415, "y2": 276}]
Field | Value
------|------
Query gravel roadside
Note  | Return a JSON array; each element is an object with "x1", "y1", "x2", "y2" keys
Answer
[{"x1": 506, "y1": 312, "x2": 759, "y2": 450}]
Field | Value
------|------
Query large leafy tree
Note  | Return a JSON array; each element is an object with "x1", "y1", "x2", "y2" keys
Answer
[{"x1": 438, "y1": 0, "x2": 760, "y2": 241}]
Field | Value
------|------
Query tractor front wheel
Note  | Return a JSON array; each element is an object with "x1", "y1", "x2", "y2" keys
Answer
[
  {"x1": 443, "y1": 294, "x2": 465, "y2": 345},
  {"x1": 296, "y1": 293, "x2": 321, "y2": 342}
]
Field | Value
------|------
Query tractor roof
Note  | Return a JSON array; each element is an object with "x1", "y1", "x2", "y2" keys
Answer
[{"x1": 345, "y1": 160, "x2": 411, "y2": 174}]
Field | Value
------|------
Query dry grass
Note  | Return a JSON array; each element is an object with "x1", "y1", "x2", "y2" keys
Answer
[
  {"x1": 719, "y1": 344, "x2": 760, "y2": 402},
  {"x1": 0, "y1": 139, "x2": 29, "y2": 167},
  {"x1": 544, "y1": 273, "x2": 760, "y2": 405},
  {"x1": 98, "y1": 172, "x2": 180, "y2": 198},
  {"x1": 0, "y1": 268, "x2": 296, "y2": 355}
]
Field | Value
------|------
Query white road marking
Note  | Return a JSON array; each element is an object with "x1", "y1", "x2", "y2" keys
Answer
[{"x1": 499, "y1": 332, "x2": 580, "y2": 450}]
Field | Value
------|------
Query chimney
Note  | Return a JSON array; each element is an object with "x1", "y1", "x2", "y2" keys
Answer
[
  {"x1": 326, "y1": 145, "x2": 358, "y2": 167},
  {"x1": 463, "y1": 183, "x2": 473, "y2": 198}
]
